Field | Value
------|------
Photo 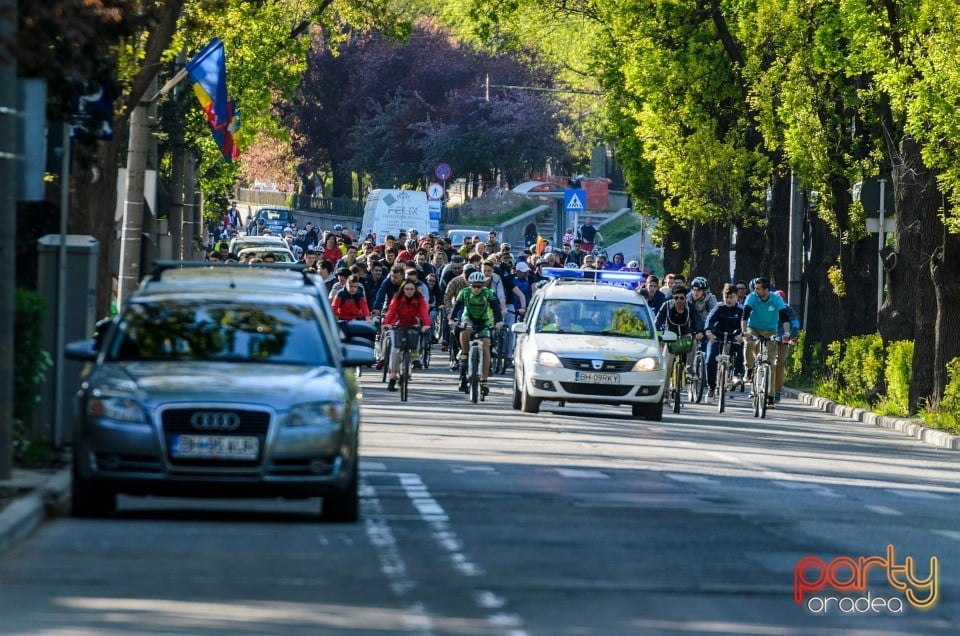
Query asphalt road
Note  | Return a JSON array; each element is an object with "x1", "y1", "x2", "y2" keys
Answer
[{"x1": 0, "y1": 360, "x2": 958, "y2": 635}]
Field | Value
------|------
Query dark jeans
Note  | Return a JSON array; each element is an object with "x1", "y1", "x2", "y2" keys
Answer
[{"x1": 707, "y1": 339, "x2": 743, "y2": 389}]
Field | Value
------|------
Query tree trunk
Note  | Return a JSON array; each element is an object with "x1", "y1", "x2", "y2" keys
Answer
[
  {"x1": 762, "y1": 170, "x2": 791, "y2": 289},
  {"x1": 807, "y1": 214, "x2": 842, "y2": 351},
  {"x1": 689, "y1": 220, "x2": 729, "y2": 290},
  {"x1": 734, "y1": 223, "x2": 764, "y2": 284},
  {"x1": 661, "y1": 219, "x2": 690, "y2": 278},
  {"x1": 878, "y1": 136, "x2": 937, "y2": 344},
  {"x1": 932, "y1": 229, "x2": 960, "y2": 406},
  {"x1": 330, "y1": 159, "x2": 352, "y2": 198}
]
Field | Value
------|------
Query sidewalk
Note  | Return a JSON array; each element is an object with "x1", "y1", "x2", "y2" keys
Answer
[
  {"x1": 0, "y1": 466, "x2": 71, "y2": 554},
  {"x1": 1, "y1": 390, "x2": 957, "y2": 556}
]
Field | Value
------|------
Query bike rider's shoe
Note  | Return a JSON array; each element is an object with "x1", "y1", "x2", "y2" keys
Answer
[
  {"x1": 412, "y1": 357, "x2": 423, "y2": 370},
  {"x1": 449, "y1": 359, "x2": 459, "y2": 371},
  {"x1": 774, "y1": 392, "x2": 781, "y2": 403},
  {"x1": 481, "y1": 381, "x2": 489, "y2": 397},
  {"x1": 458, "y1": 374, "x2": 468, "y2": 393},
  {"x1": 441, "y1": 342, "x2": 449, "y2": 352},
  {"x1": 387, "y1": 376, "x2": 398, "y2": 392},
  {"x1": 376, "y1": 358, "x2": 385, "y2": 370},
  {"x1": 708, "y1": 388, "x2": 715, "y2": 399}
]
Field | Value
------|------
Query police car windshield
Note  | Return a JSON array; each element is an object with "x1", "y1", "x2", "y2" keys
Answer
[{"x1": 535, "y1": 299, "x2": 653, "y2": 338}]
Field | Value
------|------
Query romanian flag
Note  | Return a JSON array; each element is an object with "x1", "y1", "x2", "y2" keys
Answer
[
  {"x1": 186, "y1": 38, "x2": 239, "y2": 161},
  {"x1": 535, "y1": 235, "x2": 546, "y2": 256}
]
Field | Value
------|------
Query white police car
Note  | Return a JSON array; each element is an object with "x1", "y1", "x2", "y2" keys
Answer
[{"x1": 511, "y1": 268, "x2": 674, "y2": 420}]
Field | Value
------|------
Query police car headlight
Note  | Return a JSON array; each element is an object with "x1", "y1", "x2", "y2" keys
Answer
[
  {"x1": 632, "y1": 357, "x2": 661, "y2": 372},
  {"x1": 537, "y1": 351, "x2": 562, "y2": 367},
  {"x1": 288, "y1": 402, "x2": 345, "y2": 429}
]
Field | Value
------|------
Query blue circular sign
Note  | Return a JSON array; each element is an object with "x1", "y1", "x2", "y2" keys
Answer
[{"x1": 435, "y1": 163, "x2": 452, "y2": 181}]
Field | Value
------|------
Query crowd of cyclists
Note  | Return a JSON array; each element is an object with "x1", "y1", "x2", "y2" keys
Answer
[
  {"x1": 208, "y1": 209, "x2": 799, "y2": 407},
  {"x1": 652, "y1": 274, "x2": 799, "y2": 408}
]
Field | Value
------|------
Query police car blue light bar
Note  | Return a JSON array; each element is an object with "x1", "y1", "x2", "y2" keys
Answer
[{"x1": 541, "y1": 267, "x2": 646, "y2": 286}]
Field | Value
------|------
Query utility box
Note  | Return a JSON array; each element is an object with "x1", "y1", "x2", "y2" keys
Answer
[{"x1": 37, "y1": 235, "x2": 100, "y2": 447}]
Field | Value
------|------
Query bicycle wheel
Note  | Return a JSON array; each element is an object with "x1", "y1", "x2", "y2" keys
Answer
[
  {"x1": 421, "y1": 333, "x2": 431, "y2": 369},
  {"x1": 470, "y1": 344, "x2": 481, "y2": 403},
  {"x1": 717, "y1": 362, "x2": 727, "y2": 414},
  {"x1": 758, "y1": 364, "x2": 769, "y2": 419},
  {"x1": 690, "y1": 353, "x2": 706, "y2": 404},
  {"x1": 381, "y1": 337, "x2": 391, "y2": 383},
  {"x1": 400, "y1": 350, "x2": 410, "y2": 402},
  {"x1": 496, "y1": 330, "x2": 508, "y2": 375},
  {"x1": 672, "y1": 361, "x2": 683, "y2": 414}
]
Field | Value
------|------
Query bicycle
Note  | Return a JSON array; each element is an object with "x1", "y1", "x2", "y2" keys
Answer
[
  {"x1": 666, "y1": 332, "x2": 694, "y2": 414},
  {"x1": 687, "y1": 337, "x2": 706, "y2": 404},
  {"x1": 749, "y1": 335, "x2": 775, "y2": 419},
  {"x1": 462, "y1": 323, "x2": 492, "y2": 403},
  {"x1": 714, "y1": 333, "x2": 737, "y2": 414},
  {"x1": 491, "y1": 321, "x2": 509, "y2": 375},
  {"x1": 419, "y1": 329, "x2": 432, "y2": 370},
  {"x1": 388, "y1": 326, "x2": 422, "y2": 402}
]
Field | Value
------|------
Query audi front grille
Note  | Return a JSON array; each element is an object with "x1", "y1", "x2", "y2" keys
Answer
[{"x1": 162, "y1": 408, "x2": 270, "y2": 468}]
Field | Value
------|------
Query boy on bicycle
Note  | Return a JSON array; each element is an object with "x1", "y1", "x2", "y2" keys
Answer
[
  {"x1": 740, "y1": 277, "x2": 792, "y2": 405},
  {"x1": 450, "y1": 271, "x2": 503, "y2": 396}
]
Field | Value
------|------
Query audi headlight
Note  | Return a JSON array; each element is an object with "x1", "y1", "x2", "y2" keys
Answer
[
  {"x1": 632, "y1": 357, "x2": 661, "y2": 372},
  {"x1": 287, "y1": 402, "x2": 345, "y2": 429},
  {"x1": 537, "y1": 351, "x2": 562, "y2": 367},
  {"x1": 86, "y1": 392, "x2": 145, "y2": 423}
]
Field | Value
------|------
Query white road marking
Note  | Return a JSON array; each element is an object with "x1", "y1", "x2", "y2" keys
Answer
[
  {"x1": 865, "y1": 504, "x2": 903, "y2": 516},
  {"x1": 931, "y1": 530, "x2": 960, "y2": 541},
  {"x1": 360, "y1": 481, "x2": 435, "y2": 634},
  {"x1": 361, "y1": 460, "x2": 389, "y2": 471},
  {"x1": 707, "y1": 451, "x2": 745, "y2": 464},
  {"x1": 555, "y1": 468, "x2": 609, "y2": 479},
  {"x1": 473, "y1": 590, "x2": 506, "y2": 609},
  {"x1": 888, "y1": 489, "x2": 948, "y2": 500},
  {"x1": 665, "y1": 473, "x2": 719, "y2": 485},
  {"x1": 396, "y1": 473, "x2": 528, "y2": 634},
  {"x1": 450, "y1": 465, "x2": 498, "y2": 474}
]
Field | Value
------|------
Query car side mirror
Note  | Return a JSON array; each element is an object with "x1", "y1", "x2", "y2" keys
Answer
[
  {"x1": 660, "y1": 331, "x2": 678, "y2": 342},
  {"x1": 65, "y1": 339, "x2": 98, "y2": 362},
  {"x1": 510, "y1": 322, "x2": 526, "y2": 334},
  {"x1": 341, "y1": 342, "x2": 376, "y2": 367}
]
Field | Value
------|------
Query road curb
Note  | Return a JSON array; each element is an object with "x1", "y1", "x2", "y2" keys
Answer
[
  {"x1": 782, "y1": 387, "x2": 960, "y2": 451},
  {"x1": 0, "y1": 467, "x2": 72, "y2": 555}
]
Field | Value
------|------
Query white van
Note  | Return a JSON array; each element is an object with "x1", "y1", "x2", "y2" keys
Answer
[{"x1": 361, "y1": 189, "x2": 431, "y2": 245}]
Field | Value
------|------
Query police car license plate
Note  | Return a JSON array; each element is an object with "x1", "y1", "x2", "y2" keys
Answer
[
  {"x1": 575, "y1": 371, "x2": 621, "y2": 384},
  {"x1": 171, "y1": 435, "x2": 259, "y2": 460}
]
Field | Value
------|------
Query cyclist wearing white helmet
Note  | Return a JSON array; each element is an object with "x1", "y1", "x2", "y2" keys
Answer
[
  {"x1": 686, "y1": 277, "x2": 717, "y2": 328},
  {"x1": 450, "y1": 270, "x2": 503, "y2": 396}
]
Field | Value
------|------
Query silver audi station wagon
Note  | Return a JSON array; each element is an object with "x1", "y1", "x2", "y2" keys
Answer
[{"x1": 66, "y1": 264, "x2": 374, "y2": 521}]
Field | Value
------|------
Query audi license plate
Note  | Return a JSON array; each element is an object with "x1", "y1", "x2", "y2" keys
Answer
[
  {"x1": 575, "y1": 371, "x2": 621, "y2": 384},
  {"x1": 171, "y1": 435, "x2": 259, "y2": 460}
]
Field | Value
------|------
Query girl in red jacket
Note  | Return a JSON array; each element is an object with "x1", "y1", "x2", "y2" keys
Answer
[{"x1": 382, "y1": 281, "x2": 431, "y2": 391}]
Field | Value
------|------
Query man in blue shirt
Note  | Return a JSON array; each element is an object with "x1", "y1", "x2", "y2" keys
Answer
[{"x1": 740, "y1": 277, "x2": 792, "y2": 384}]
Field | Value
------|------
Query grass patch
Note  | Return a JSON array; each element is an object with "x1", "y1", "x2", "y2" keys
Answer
[{"x1": 599, "y1": 213, "x2": 642, "y2": 245}]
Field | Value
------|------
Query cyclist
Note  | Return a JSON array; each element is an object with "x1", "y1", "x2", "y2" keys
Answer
[
  {"x1": 382, "y1": 279, "x2": 432, "y2": 391},
  {"x1": 703, "y1": 283, "x2": 743, "y2": 400},
  {"x1": 450, "y1": 271, "x2": 504, "y2": 396},
  {"x1": 740, "y1": 276, "x2": 792, "y2": 407},
  {"x1": 655, "y1": 285, "x2": 699, "y2": 399},
  {"x1": 576, "y1": 216, "x2": 604, "y2": 254},
  {"x1": 372, "y1": 264, "x2": 406, "y2": 369},
  {"x1": 331, "y1": 275, "x2": 371, "y2": 322}
]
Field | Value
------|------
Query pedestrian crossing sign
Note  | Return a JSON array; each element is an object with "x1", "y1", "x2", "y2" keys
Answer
[{"x1": 564, "y1": 188, "x2": 587, "y2": 213}]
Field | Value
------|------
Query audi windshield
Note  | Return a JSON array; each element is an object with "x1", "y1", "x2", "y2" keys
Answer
[{"x1": 105, "y1": 298, "x2": 331, "y2": 366}]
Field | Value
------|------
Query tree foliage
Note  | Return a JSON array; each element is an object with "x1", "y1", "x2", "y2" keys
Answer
[{"x1": 285, "y1": 21, "x2": 568, "y2": 193}]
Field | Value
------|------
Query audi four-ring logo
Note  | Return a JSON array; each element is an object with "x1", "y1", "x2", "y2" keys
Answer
[{"x1": 190, "y1": 412, "x2": 241, "y2": 431}]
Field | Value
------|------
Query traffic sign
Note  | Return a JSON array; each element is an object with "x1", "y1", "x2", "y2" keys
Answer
[
  {"x1": 427, "y1": 182, "x2": 445, "y2": 200},
  {"x1": 564, "y1": 188, "x2": 587, "y2": 213},
  {"x1": 435, "y1": 163, "x2": 452, "y2": 181}
]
